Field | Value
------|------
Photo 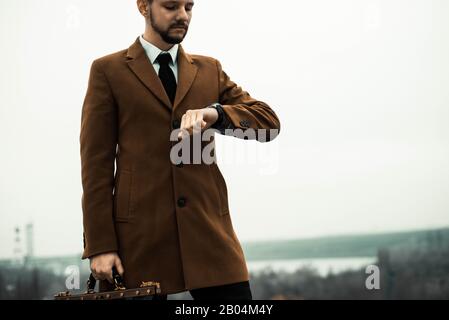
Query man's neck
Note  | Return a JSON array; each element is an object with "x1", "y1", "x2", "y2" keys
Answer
[{"x1": 142, "y1": 30, "x2": 174, "y2": 52}]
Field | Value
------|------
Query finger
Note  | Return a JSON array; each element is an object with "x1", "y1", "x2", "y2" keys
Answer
[
  {"x1": 180, "y1": 114, "x2": 186, "y2": 130},
  {"x1": 179, "y1": 128, "x2": 189, "y2": 140},
  {"x1": 92, "y1": 271, "x2": 99, "y2": 281},
  {"x1": 115, "y1": 258, "x2": 125, "y2": 276},
  {"x1": 104, "y1": 268, "x2": 114, "y2": 284},
  {"x1": 185, "y1": 112, "x2": 192, "y2": 134},
  {"x1": 90, "y1": 265, "x2": 99, "y2": 279},
  {"x1": 178, "y1": 114, "x2": 187, "y2": 139},
  {"x1": 181, "y1": 112, "x2": 193, "y2": 139},
  {"x1": 97, "y1": 268, "x2": 113, "y2": 283},
  {"x1": 94, "y1": 271, "x2": 106, "y2": 281},
  {"x1": 182, "y1": 113, "x2": 191, "y2": 134},
  {"x1": 192, "y1": 112, "x2": 202, "y2": 134}
]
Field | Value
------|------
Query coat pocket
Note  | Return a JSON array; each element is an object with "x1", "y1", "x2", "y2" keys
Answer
[
  {"x1": 211, "y1": 164, "x2": 230, "y2": 216},
  {"x1": 113, "y1": 170, "x2": 133, "y2": 222}
]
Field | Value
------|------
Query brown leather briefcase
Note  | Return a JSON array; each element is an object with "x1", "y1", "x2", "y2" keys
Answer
[{"x1": 54, "y1": 267, "x2": 162, "y2": 300}]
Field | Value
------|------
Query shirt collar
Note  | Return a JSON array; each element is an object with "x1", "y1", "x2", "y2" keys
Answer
[{"x1": 139, "y1": 34, "x2": 179, "y2": 65}]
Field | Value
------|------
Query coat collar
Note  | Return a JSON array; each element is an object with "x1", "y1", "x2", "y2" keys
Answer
[
  {"x1": 138, "y1": 35, "x2": 179, "y2": 67},
  {"x1": 126, "y1": 37, "x2": 198, "y2": 112}
]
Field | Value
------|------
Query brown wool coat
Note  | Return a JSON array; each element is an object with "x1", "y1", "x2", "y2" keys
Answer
[{"x1": 80, "y1": 37, "x2": 281, "y2": 294}]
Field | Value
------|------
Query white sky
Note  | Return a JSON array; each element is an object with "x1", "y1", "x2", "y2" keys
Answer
[{"x1": 0, "y1": 0, "x2": 448, "y2": 259}]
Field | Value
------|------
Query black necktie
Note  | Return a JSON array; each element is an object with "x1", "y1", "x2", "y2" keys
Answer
[{"x1": 156, "y1": 53, "x2": 177, "y2": 105}]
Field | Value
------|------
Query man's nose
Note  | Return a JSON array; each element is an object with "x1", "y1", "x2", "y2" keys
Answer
[{"x1": 176, "y1": 7, "x2": 189, "y2": 21}]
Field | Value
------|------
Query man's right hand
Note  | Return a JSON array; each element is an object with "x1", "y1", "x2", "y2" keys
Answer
[{"x1": 89, "y1": 252, "x2": 124, "y2": 284}]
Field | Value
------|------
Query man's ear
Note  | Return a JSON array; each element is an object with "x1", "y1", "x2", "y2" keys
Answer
[{"x1": 137, "y1": 0, "x2": 149, "y2": 17}]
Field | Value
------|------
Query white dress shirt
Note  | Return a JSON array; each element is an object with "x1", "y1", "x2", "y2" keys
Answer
[{"x1": 139, "y1": 35, "x2": 179, "y2": 83}]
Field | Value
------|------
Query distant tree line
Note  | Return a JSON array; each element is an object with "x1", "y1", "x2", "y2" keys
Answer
[
  {"x1": 249, "y1": 245, "x2": 449, "y2": 299},
  {"x1": 1, "y1": 243, "x2": 448, "y2": 300}
]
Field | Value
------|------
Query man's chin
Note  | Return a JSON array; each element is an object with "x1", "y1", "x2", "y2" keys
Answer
[{"x1": 162, "y1": 35, "x2": 186, "y2": 45}]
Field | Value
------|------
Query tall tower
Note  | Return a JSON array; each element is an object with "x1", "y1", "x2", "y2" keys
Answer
[{"x1": 13, "y1": 226, "x2": 23, "y2": 265}]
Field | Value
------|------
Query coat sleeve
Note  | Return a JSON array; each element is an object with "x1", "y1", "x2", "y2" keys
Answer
[
  {"x1": 80, "y1": 59, "x2": 118, "y2": 260},
  {"x1": 216, "y1": 59, "x2": 281, "y2": 142}
]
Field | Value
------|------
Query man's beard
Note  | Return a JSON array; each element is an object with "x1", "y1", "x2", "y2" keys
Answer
[{"x1": 150, "y1": 11, "x2": 188, "y2": 44}]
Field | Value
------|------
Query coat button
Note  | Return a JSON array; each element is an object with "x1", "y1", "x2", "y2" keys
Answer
[
  {"x1": 177, "y1": 197, "x2": 186, "y2": 208},
  {"x1": 172, "y1": 119, "x2": 181, "y2": 129},
  {"x1": 240, "y1": 120, "x2": 250, "y2": 128}
]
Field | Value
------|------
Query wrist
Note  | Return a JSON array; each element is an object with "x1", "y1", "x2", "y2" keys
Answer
[{"x1": 207, "y1": 103, "x2": 224, "y2": 128}]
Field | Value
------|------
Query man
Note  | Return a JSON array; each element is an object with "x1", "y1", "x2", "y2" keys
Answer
[{"x1": 80, "y1": 0, "x2": 280, "y2": 300}]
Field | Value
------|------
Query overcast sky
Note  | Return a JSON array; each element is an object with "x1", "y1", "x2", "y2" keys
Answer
[{"x1": 1, "y1": 0, "x2": 448, "y2": 259}]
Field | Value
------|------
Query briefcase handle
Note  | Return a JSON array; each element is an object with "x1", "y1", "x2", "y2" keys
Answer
[
  {"x1": 55, "y1": 267, "x2": 161, "y2": 300},
  {"x1": 87, "y1": 266, "x2": 126, "y2": 292}
]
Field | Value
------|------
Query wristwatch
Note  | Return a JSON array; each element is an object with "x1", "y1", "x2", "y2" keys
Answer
[
  {"x1": 207, "y1": 103, "x2": 235, "y2": 135},
  {"x1": 207, "y1": 103, "x2": 224, "y2": 130}
]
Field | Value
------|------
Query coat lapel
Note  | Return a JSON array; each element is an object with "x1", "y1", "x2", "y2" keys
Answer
[
  {"x1": 173, "y1": 45, "x2": 198, "y2": 110},
  {"x1": 126, "y1": 37, "x2": 198, "y2": 112}
]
